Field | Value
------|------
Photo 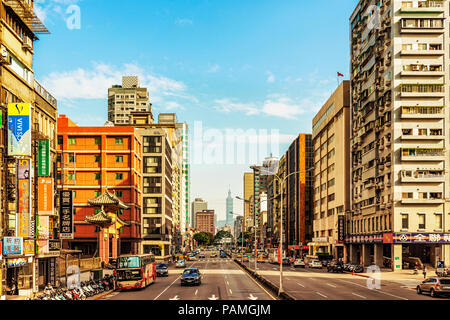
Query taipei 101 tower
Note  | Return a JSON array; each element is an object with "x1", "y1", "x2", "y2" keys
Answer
[{"x1": 226, "y1": 188, "x2": 234, "y2": 226}]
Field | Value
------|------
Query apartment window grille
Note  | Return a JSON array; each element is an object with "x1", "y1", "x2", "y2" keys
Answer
[{"x1": 418, "y1": 214, "x2": 426, "y2": 229}]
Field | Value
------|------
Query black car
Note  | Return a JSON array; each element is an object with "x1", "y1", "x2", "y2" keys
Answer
[
  {"x1": 327, "y1": 261, "x2": 344, "y2": 273},
  {"x1": 156, "y1": 263, "x2": 169, "y2": 277}
]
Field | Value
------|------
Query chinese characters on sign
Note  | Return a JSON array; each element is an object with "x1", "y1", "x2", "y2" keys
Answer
[
  {"x1": 337, "y1": 215, "x2": 345, "y2": 243},
  {"x1": 38, "y1": 178, "x2": 53, "y2": 215},
  {"x1": 17, "y1": 159, "x2": 31, "y2": 238},
  {"x1": 38, "y1": 140, "x2": 50, "y2": 176},
  {"x1": 3, "y1": 237, "x2": 23, "y2": 255},
  {"x1": 393, "y1": 233, "x2": 450, "y2": 244},
  {"x1": 7, "y1": 103, "x2": 31, "y2": 156},
  {"x1": 59, "y1": 190, "x2": 74, "y2": 239}
]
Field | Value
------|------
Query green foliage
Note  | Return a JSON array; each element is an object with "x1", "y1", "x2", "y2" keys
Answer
[
  {"x1": 214, "y1": 230, "x2": 233, "y2": 243},
  {"x1": 194, "y1": 232, "x2": 214, "y2": 245}
]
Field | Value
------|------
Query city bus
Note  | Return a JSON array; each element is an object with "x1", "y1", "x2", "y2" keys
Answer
[{"x1": 115, "y1": 254, "x2": 156, "y2": 290}]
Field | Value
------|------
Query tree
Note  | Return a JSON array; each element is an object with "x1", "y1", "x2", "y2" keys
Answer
[
  {"x1": 237, "y1": 231, "x2": 252, "y2": 245},
  {"x1": 193, "y1": 232, "x2": 213, "y2": 246},
  {"x1": 214, "y1": 230, "x2": 233, "y2": 243}
]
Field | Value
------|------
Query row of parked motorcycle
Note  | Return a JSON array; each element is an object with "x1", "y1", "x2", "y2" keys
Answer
[
  {"x1": 343, "y1": 263, "x2": 365, "y2": 273},
  {"x1": 32, "y1": 275, "x2": 115, "y2": 300}
]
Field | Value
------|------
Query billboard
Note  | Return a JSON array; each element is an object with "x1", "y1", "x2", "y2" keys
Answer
[
  {"x1": 38, "y1": 178, "x2": 53, "y2": 215},
  {"x1": 38, "y1": 140, "x2": 50, "y2": 176},
  {"x1": 8, "y1": 103, "x2": 31, "y2": 156},
  {"x1": 3, "y1": 237, "x2": 23, "y2": 255},
  {"x1": 59, "y1": 190, "x2": 74, "y2": 239},
  {"x1": 37, "y1": 216, "x2": 50, "y2": 240},
  {"x1": 17, "y1": 179, "x2": 31, "y2": 238},
  {"x1": 23, "y1": 239, "x2": 35, "y2": 256}
]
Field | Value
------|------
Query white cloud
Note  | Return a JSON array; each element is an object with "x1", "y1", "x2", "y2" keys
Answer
[
  {"x1": 208, "y1": 64, "x2": 220, "y2": 73},
  {"x1": 175, "y1": 18, "x2": 193, "y2": 26},
  {"x1": 266, "y1": 71, "x2": 275, "y2": 83},
  {"x1": 40, "y1": 62, "x2": 196, "y2": 106},
  {"x1": 214, "y1": 95, "x2": 309, "y2": 120}
]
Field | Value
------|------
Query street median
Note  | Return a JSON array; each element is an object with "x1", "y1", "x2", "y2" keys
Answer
[{"x1": 233, "y1": 258, "x2": 296, "y2": 300}]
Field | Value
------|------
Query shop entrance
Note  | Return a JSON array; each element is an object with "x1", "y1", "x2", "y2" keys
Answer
[
  {"x1": 6, "y1": 267, "x2": 18, "y2": 295},
  {"x1": 402, "y1": 244, "x2": 441, "y2": 268}
]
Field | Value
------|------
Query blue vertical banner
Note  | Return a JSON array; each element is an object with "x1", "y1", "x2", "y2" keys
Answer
[{"x1": 8, "y1": 103, "x2": 31, "y2": 156}]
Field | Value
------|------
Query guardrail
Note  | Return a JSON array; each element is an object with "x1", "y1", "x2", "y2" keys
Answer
[{"x1": 233, "y1": 258, "x2": 296, "y2": 300}]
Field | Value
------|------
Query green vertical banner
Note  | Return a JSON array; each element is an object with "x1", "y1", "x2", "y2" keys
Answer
[
  {"x1": 38, "y1": 139, "x2": 50, "y2": 176},
  {"x1": 0, "y1": 109, "x2": 2, "y2": 129}
]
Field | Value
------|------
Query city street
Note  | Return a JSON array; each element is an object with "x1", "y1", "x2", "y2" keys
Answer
[
  {"x1": 102, "y1": 251, "x2": 276, "y2": 301},
  {"x1": 241, "y1": 257, "x2": 442, "y2": 300}
]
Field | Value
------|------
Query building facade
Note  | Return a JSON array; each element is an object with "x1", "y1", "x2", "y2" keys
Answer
[
  {"x1": 57, "y1": 115, "x2": 143, "y2": 257},
  {"x1": 243, "y1": 172, "x2": 254, "y2": 231},
  {"x1": 285, "y1": 134, "x2": 313, "y2": 258},
  {"x1": 309, "y1": 81, "x2": 351, "y2": 260},
  {"x1": 0, "y1": 0, "x2": 57, "y2": 298},
  {"x1": 196, "y1": 210, "x2": 215, "y2": 235},
  {"x1": 191, "y1": 198, "x2": 208, "y2": 231},
  {"x1": 349, "y1": 0, "x2": 450, "y2": 269},
  {"x1": 107, "y1": 76, "x2": 153, "y2": 125}
]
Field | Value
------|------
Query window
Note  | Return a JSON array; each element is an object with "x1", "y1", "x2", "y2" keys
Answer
[
  {"x1": 94, "y1": 137, "x2": 101, "y2": 145},
  {"x1": 58, "y1": 137, "x2": 63, "y2": 145},
  {"x1": 94, "y1": 173, "x2": 101, "y2": 180},
  {"x1": 68, "y1": 155, "x2": 75, "y2": 163},
  {"x1": 116, "y1": 191, "x2": 123, "y2": 198},
  {"x1": 116, "y1": 156, "x2": 124, "y2": 163},
  {"x1": 435, "y1": 213, "x2": 442, "y2": 230},
  {"x1": 94, "y1": 191, "x2": 101, "y2": 197},
  {"x1": 328, "y1": 179, "x2": 335, "y2": 188},
  {"x1": 401, "y1": 214, "x2": 409, "y2": 229},
  {"x1": 116, "y1": 173, "x2": 123, "y2": 180},
  {"x1": 95, "y1": 155, "x2": 101, "y2": 163},
  {"x1": 115, "y1": 138, "x2": 123, "y2": 145},
  {"x1": 68, "y1": 138, "x2": 76, "y2": 145},
  {"x1": 328, "y1": 193, "x2": 335, "y2": 202},
  {"x1": 418, "y1": 214, "x2": 426, "y2": 229},
  {"x1": 68, "y1": 173, "x2": 76, "y2": 181}
]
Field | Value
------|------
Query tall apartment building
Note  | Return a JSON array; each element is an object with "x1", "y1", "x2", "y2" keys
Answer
[
  {"x1": 285, "y1": 134, "x2": 313, "y2": 257},
  {"x1": 0, "y1": 0, "x2": 58, "y2": 298},
  {"x1": 243, "y1": 172, "x2": 254, "y2": 231},
  {"x1": 191, "y1": 198, "x2": 208, "y2": 230},
  {"x1": 196, "y1": 210, "x2": 215, "y2": 235},
  {"x1": 267, "y1": 155, "x2": 286, "y2": 250},
  {"x1": 234, "y1": 215, "x2": 243, "y2": 243},
  {"x1": 57, "y1": 115, "x2": 143, "y2": 256},
  {"x1": 349, "y1": 0, "x2": 450, "y2": 269},
  {"x1": 309, "y1": 81, "x2": 350, "y2": 260},
  {"x1": 107, "y1": 76, "x2": 153, "y2": 125}
]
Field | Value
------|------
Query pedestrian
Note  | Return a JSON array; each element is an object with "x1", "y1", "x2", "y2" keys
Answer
[{"x1": 423, "y1": 266, "x2": 427, "y2": 279}]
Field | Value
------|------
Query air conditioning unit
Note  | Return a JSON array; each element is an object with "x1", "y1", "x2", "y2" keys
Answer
[{"x1": 0, "y1": 46, "x2": 11, "y2": 65}]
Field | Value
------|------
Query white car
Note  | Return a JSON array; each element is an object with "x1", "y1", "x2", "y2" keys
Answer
[
  {"x1": 176, "y1": 260, "x2": 186, "y2": 268},
  {"x1": 293, "y1": 259, "x2": 306, "y2": 268},
  {"x1": 308, "y1": 260, "x2": 322, "y2": 269}
]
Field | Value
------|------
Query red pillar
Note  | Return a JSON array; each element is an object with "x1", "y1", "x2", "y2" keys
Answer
[{"x1": 112, "y1": 234, "x2": 118, "y2": 259}]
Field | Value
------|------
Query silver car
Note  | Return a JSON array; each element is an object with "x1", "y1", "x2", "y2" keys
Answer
[{"x1": 417, "y1": 277, "x2": 450, "y2": 297}]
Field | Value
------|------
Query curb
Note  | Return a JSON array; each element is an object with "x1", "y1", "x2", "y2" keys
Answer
[
  {"x1": 89, "y1": 289, "x2": 114, "y2": 300},
  {"x1": 233, "y1": 258, "x2": 296, "y2": 300}
]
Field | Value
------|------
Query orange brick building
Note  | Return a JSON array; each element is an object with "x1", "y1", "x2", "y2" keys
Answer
[
  {"x1": 57, "y1": 115, "x2": 142, "y2": 256},
  {"x1": 196, "y1": 210, "x2": 215, "y2": 235}
]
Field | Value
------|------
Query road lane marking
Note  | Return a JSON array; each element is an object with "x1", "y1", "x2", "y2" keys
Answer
[
  {"x1": 233, "y1": 260, "x2": 277, "y2": 300},
  {"x1": 337, "y1": 279, "x2": 408, "y2": 300},
  {"x1": 297, "y1": 282, "x2": 305, "y2": 288},
  {"x1": 154, "y1": 262, "x2": 197, "y2": 300},
  {"x1": 316, "y1": 292, "x2": 328, "y2": 298},
  {"x1": 327, "y1": 283, "x2": 337, "y2": 288},
  {"x1": 229, "y1": 289, "x2": 232, "y2": 294},
  {"x1": 226, "y1": 281, "x2": 230, "y2": 285},
  {"x1": 195, "y1": 289, "x2": 198, "y2": 296},
  {"x1": 352, "y1": 293, "x2": 366, "y2": 299}
]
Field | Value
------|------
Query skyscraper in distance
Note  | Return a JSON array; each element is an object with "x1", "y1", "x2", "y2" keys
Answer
[{"x1": 226, "y1": 188, "x2": 234, "y2": 226}]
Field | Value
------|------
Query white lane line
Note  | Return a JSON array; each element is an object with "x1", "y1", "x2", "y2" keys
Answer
[
  {"x1": 195, "y1": 289, "x2": 198, "y2": 296},
  {"x1": 297, "y1": 282, "x2": 305, "y2": 288},
  {"x1": 352, "y1": 293, "x2": 366, "y2": 299},
  {"x1": 229, "y1": 289, "x2": 232, "y2": 294},
  {"x1": 226, "y1": 281, "x2": 230, "y2": 285},
  {"x1": 337, "y1": 279, "x2": 408, "y2": 300},
  {"x1": 154, "y1": 262, "x2": 197, "y2": 300},
  {"x1": 316, "y1": 292, "x2": 328, "y2": 298},
  {"x1": 327, "y1": 283, "x2": 337, "y2": 288}
]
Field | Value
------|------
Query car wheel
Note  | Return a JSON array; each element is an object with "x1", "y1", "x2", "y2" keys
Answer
[
  {"x1": 416, "y1": 286, "x2": 422, "y2": 295},
  {"x1": 430, "y1": 289, "x2": 437, "y2": 298}
]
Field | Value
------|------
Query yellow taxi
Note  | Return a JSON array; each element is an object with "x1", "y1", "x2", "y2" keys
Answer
[
  {"x1": 257, "y1": 256, "x2": 266, "y2": 263},
  {"x1": 236, "y1": 254, "x2": 242, "y2": 258},
  {"x1": 210, "y1": 253, "x2": 217, "y2": 258}
]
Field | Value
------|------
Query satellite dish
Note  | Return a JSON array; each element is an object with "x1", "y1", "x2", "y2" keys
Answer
[{"x1": 104, "y1": 121, "x2": 114, "y2": 127}]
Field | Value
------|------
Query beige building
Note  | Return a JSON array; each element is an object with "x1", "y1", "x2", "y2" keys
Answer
[
  {"x1": 349, "y1": 0, "x2": 450, "y2": 270},
  {"x1": 309, "y1": 81, "x2": 350, "y2": 260},
  {"x1": 108, "y1": 76, "x2": 153, "y2": 125},
  {"x1": 191, "y1": 198, "x2": 208, "y2": 231},
  {"x1": 196, "y1": 210, "x2": 215, "y2": 235},
  {"x1": 243, "y1": 172, "x2": 254, "y2": 230}
]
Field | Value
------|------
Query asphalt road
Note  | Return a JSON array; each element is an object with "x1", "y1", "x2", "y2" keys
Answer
[
  {"x1": 242, "y1": 257, "x2": 442, "y2": 300},
  {"x1": 103, "y1": 251, "x2": 276, "y2": 301}
]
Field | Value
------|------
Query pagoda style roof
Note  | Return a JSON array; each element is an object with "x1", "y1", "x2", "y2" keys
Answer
[
  {"x1": 85, "y1": 209, "x2": 130, "y2": 227},
  {"x1": 87, "y1": 188, "x2": 129, "y2": 209}
]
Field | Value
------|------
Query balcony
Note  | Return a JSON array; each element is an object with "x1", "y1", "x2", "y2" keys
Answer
[
  {"x1": 401, "y1": 134, "x2": 444, "y2": 141},
  {"x1": 401, "y1": 106, "x2": 445, "y2": 119},
  {"x1": 401, "y1": 198, "x2": 444, "y2": 204},
  {"x1": 401, "y1": 49, "x2": 444, "y2": 56},
  {"x1": 400, "y1": 84, "x2": 445, "y2": 98},
  {"x1": 401, "y1": 148, "x2": 445, "y2": 161},
  {"x1": 400, "y1": 1, "x2": 444, "y2": 13},
  {"x1": 401, "y1": 173, "x2": 445, "y2": 183},
  {"x1": 400, "y1": 18, "x2": 444, "y2": 34},
  {"x1": 401, "y1": 64, "x2": 444, "y2": 77}
]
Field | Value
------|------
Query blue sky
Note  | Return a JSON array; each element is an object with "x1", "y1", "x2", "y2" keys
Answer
[{"x1": 34, "y1": 0, "x2": 357, "y2": 221}]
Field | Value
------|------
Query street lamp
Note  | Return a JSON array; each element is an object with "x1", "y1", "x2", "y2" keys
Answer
[
  {"x1": 230, "y1": 211, "x2": 251, "y2": 264},
  {"x1": 258, "y1": 166, "x2": 314, "y2": 296}
]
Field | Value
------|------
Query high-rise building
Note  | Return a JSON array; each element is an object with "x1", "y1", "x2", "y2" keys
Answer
[
  {"x1": 243, "y1": 172, "x2": 254, "y2": 230},
  {"x1": 226, "y1": 188, "x2": 234, "y2": 226},
  {"x1": 0, "y1": 0, "x2": 56, "y2": 297},
  {"x1": 107, "y1": 76, "x2": 153, "y2": 125},
  {"x1": 191, "y1": 198, "x2": 208, "y2": 231},
  {"x1": 285, "y1": 134, "x2": 313, "y2": 257},
  {"x1": 196, "y1": 210, "x2": 215, "y2": 235},
  {"x1": 349, "y1": 0, "x2": 450, "y2": 269},
  {"x1": 234, "y1": 216, "x2": 243, "y2": 243},
  {"x1": 57, "y1": 115, "x2": 143, "y2": 256},
  {"x1": 309, "y1": 81, "x2": 350, "y2": 260}
]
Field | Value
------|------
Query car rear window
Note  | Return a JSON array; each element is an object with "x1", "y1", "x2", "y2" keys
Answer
[{"x1": 440, "y1": 279, "x2": 450, "y2": 285}]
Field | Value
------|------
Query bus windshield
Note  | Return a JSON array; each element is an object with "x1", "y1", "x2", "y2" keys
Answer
[
  {"x1": 116, "y1": 269, "x2": 142, "y2": 281},
  {"x1": 118, "y1": 256, "x2": 141, "y2": 269}
]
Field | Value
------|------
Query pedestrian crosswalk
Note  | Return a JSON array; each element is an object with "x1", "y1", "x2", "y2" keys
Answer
[{"x1": 196, "y1": 258, "x2": 233, "y2": 263}]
